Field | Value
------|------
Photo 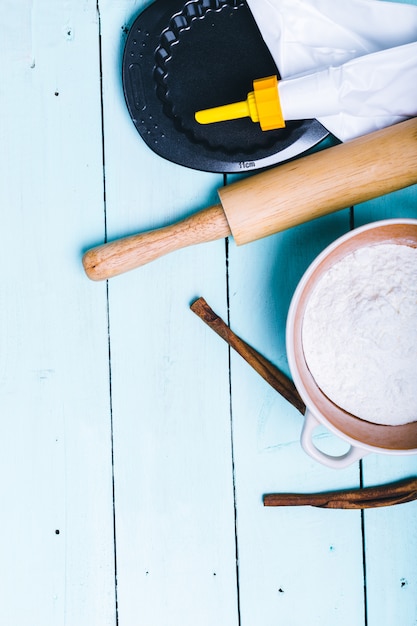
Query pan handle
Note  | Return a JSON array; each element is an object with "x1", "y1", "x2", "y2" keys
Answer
[{"x1": 301, "y1": 411, "x2": 368, "y2": 469}]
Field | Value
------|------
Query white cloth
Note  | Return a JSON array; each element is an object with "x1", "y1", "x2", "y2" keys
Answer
[{"x1": 246, "y1": 0, "x2": 417, "y2": 140}]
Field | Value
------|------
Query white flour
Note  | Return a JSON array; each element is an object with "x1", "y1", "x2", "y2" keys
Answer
[{"x1": 302, "y1": 243, "x2": 417, "y2": 425}]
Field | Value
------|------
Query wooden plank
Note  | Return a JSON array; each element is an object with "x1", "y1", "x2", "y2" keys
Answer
[
  {"x1": 98, "y1": 2, "x2": 239, "y2": 624},
  {"x1": 0, "y1": 1, "x2": 116, "y2": 624},
  {"x1": 228, "y1": 211, "x2": 368, "y2": 625},
  {"x1": 353, "y1": 183, "x2": 417, "y2": 626},
  {"x1": 353, "y1": 20, "x2": 417, "y2": 620}
]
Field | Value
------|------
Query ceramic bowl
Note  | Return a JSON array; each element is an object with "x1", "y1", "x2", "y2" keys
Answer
[{"x1": 286, "y1": 219, "x2": 417, "y2": 468}]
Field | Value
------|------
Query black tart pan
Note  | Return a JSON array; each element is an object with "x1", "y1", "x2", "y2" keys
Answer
[{"x1": 122, "y1": 0, "x2": 328, "y2": 173}]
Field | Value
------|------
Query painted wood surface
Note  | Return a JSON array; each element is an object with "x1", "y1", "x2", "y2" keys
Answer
[
  {"x1": 98, "y1": 2, "x2": 239, "y2": 624},
  {"x1": 0, "y1": 1, "x2": 116, "y2": 624},
  {"x1": 1, "y1": 1, "x2": 416, "y2": 625},
  {"x1": 355, "y1": 188, "x2": 417, "y2": 626}
]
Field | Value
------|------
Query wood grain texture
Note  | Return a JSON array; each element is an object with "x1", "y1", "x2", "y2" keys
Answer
[
  {"x1": 83, "y1": 118, "x2": 417, "y2": 280},
  {"x1": 1, "y1": 0, "x2": 416, "y2": 625},
  {"x1": 354, "y1": 180, "x2": 417, "y2": 626},
  {"x1": 98, "y1": 3, "x2": 239, "y2": 625},
  {"x1": 0, "y1": 1, "x2": 116, "y2": 624},
  {"x1": 226, "y1": 215, "x2": 367, "y2": 626},
  {"x1": 83, "y1": 203, "x2": 230, "y2": 280},
  {"x1": 220, "y1": 118, "x2": 417, "y2": 245}
]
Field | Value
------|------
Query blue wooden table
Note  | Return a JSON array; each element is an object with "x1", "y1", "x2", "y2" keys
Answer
[{"x1": 1, "y1": 1, "x2": 416, "y2": 624}]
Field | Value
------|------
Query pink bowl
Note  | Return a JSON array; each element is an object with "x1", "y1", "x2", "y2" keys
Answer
[{"x1": 286, "y1": 219, "x2": 417, "y2": 468}]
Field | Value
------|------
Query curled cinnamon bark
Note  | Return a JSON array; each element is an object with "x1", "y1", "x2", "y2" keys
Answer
[{"x1": 263, "y1": 477, "x2": 417, "y2": 508}]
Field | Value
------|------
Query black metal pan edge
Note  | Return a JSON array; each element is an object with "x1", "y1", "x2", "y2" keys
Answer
[{"x1": 122, "y1": 0, "x2": 329, "y2": 173}]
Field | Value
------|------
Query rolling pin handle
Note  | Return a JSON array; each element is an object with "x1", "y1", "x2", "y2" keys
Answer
[{"x1": 82, "y1": 203, "x2": 231, "y2": 281}]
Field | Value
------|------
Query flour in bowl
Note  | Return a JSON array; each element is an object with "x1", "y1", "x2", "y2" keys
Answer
[{"x1": 302, "y1": 243, "x2": 417, "y2": 425}]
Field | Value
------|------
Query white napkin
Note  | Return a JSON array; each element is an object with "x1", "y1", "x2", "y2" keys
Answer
[{"x1": 246, "y1": 0, "x2": 417, "y2": 140}]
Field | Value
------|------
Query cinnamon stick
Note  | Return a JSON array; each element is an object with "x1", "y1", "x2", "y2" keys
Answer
[
  {"x1": 191, "y1": 297, "x2": 416, "y2": 509},
  {"x1": 263, "y1": 477, "x2": 417, "y2": 509},
  {"x1": 190, "y1": 297, "x2": 306, "y2": 415}
]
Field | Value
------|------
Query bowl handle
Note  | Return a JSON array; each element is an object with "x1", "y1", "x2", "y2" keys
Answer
[{"x1": 301, "y1": 410, "x2": 369, "y2": 469}]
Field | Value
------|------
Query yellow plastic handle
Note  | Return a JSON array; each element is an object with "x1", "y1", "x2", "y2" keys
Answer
[{"x1": 195, "y1": 75, "x2": 285, "y2": 131}]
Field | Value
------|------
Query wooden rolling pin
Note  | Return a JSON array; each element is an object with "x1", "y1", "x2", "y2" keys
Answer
[{"x1": 83, "y1": 118, "x2": 417, "y2": 280}]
